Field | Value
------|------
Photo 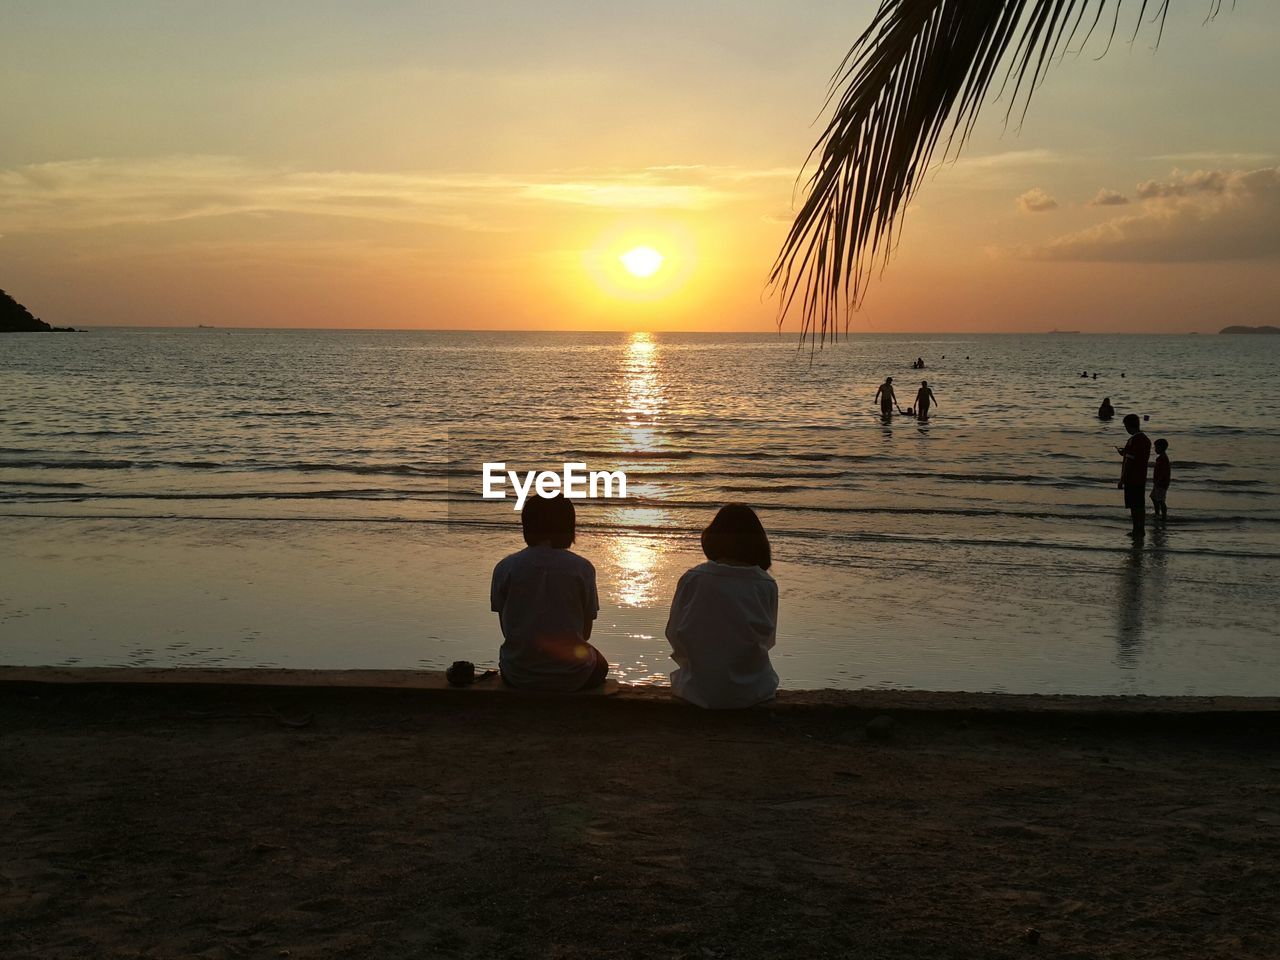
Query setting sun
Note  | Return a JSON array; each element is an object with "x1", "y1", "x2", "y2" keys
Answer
[{"x1": 619, "y1": 246, "x2": 665, "y2": 278}]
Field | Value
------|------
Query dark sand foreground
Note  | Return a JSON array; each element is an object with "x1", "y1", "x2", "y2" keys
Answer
[{"x1": 2, "y1": 669, "x2": 1278, "y2": 960}]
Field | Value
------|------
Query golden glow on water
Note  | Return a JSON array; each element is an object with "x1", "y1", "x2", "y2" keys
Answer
[
  {"x1": 605, "y1": 519, "x2": 671, "y2": 609},
  {"x1": 620, "y1": 331, "x2": 664, "y2": 450},
  {"x1": 606, "y1": 333, "x2": 674, "y2": 609}
]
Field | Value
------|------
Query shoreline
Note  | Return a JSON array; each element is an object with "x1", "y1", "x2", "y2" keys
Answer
[{"x1": 5, "y1": 665, "x2": 1278, "y2": 720}]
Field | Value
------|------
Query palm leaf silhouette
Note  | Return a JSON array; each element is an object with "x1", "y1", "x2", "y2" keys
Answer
[{"x1": 771, "y1": 0, "x2": 1230, "y2": 346}]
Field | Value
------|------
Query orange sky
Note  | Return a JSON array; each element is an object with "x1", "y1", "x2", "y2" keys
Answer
[{"x1": 3, "y1": 2, "x2": 1279, "y2": 333}]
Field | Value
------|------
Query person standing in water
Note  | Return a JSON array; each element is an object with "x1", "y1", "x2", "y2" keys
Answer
[
  {"x1": 1098, "y1": 397, "x2": 1115, "y2": 420},
  {"x1": 914, "y1": 380, "x2": 937, "y2": 419},
  {"x1": 1150, "y1": 438, "x2": 1171, "y2": 521},
  {"x1": 1116, "y1": 413, "x2": 1152, "y2": 539},
  {"x1": 874, "y1": 377, "x2": 897, "y2": 416}
]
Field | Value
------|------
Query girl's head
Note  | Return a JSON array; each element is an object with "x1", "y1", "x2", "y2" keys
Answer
[
  {"x1": 701, "y1": 503, "x2": 771, "y2": 570},
  {"x1": 1154, "y1": 438, "x2": 1169, "y2": 454},
  {"x1": 521, "y1": 494, "x2": 575, "y2": 548}
]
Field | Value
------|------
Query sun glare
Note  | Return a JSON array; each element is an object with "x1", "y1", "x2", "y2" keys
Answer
[
  {"x1": 581, "y1": 225, "x2": 695, "y2": 305},
  {"x1": 619, "y1": 246, "x2": 665, "y2": 278}
]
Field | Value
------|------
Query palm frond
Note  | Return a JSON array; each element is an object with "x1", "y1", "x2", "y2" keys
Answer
[{"x1": 771, "y1": 0, "x2": 1229, "y2": 347}]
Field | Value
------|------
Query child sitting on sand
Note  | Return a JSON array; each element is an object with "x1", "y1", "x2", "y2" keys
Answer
[
  {"x1": 664, "y1": 504, "x2": 779, "y2": 709},
  {"x1": 1151, "y1": 438, "x2": 1171, "y2": 520},
  {"x1": 490, "y1": 494, "x2": 608, "y2": 691}
]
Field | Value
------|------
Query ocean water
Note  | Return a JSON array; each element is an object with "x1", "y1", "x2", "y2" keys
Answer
[{"x1": 2, "y1": 328, "x2": 1278, "y2": 694}]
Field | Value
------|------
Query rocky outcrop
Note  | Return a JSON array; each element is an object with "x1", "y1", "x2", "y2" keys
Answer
[
  {"x1": 1, "y1": 289, "x2": 50, "y2": 331},
  {"x1": 0, "y1": 290, "x2": 77, "y2": 331}
]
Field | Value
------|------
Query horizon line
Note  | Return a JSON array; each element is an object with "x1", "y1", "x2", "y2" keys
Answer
[{"x1": 77, "y1": 325, "x2": 1218, "y2": 336}]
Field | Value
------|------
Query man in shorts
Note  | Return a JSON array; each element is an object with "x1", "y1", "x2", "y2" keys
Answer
[
  {"x1": 874, "y1": 377, "x2": 897, "y2": 416},
  {"x1": 1116, "y1": 414, "x2": 1152, "y2": 539}
]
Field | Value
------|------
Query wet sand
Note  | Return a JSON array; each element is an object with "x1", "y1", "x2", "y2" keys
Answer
[{"x1": 2, "y1": 669, "x2": 1278, "y2": 959}]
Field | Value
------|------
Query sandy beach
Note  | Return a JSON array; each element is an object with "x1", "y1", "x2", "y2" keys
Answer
[{"x1": 3, "y1": 669, "x2": 1278, "y2": 960}]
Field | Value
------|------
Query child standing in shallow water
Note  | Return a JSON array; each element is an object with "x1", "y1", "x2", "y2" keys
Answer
[
  {"x1": 665, "y1": 504, "x2": 779, "y2": 709},
  {"x1": 1151, "y1": 438, "x2": 1171, "y2": 520}
]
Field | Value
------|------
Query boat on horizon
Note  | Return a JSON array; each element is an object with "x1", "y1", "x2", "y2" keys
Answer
[{"x1": 1045, "y1": 329, "x2": 1080, "y2": 334}]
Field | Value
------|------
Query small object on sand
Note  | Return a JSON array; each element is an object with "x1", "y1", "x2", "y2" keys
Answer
[
  {"x1": 1023, "y1": 927, "x2": 1041, "y2": 946},
  {"x1": 865, "y1": 715, "x2": 895, "y2": 740},
  {"x1": 446, "y1": 660, "x2": 476, "y2": 686}
]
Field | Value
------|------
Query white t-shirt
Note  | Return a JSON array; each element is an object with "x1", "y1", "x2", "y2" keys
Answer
[
  {"x1": 665, "y1": 561, "x2": 779, "y2": 709},
  {"x1": 490, "y1": 546, "x2": 601, "y2": 691}
]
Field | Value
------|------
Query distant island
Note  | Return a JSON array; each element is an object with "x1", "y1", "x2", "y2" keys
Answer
[
  {"x1": 1, "y1": 289, "x2": 78, "y2": 332},
  {"x1": 1220, "y1": 325, "x2": 1280, "y2": 335}
]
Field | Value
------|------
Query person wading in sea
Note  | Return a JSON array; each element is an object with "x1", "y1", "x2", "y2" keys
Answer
[
  {"x1": 874, "y1": 377, "x2": 897, "y2": 416},
  {"x1": 914, "y1": 380, "x2": 937, "y2": 420},
  {"x1": 1116, "y1": 413, "x2": 1152, "y2": 540}
]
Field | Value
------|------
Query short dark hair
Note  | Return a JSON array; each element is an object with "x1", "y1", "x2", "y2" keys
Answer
[
  {"x1": 521, "y1": 494, "x2": 575, "y2": 548},
  {"x1": 701, "y1": 503, "x2": 771, "y2": 570},
  {"x1": 1123, "y1": 413, "x2": 1141, "y2": 431},
  {"x1": 1154, "y1": 438, "x2": 1169, "y2": 453}
]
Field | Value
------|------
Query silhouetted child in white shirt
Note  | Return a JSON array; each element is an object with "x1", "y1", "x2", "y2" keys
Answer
[{"x1": 665, "y1": 504, "x2": 779, "y2": 709}]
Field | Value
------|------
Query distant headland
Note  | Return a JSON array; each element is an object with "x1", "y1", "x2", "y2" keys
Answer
[
  {"x1": 1219, "y1": 325, "x2": 1280, "y2": 335},
  {"x1": 1, "y1": 289, "x2": 79, "y2": 332}
]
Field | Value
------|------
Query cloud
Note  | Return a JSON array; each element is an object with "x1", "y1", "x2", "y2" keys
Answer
[
  {"x1": 1149, "y1": 152, "x2": 1276, "y2": 165},
  {"x1": 1135, "y1": 170, "x2": 1227, "y2": 199},
  {"x1": 519, "y1": 180, "x2": 724, "y2": 209},
  {"x1": 1088, "y1": 189, "x2": 1129, "y2": 207},
  {"x1": 1024, "y1": 167, "x2": 1280, "y2": 262},
  {"x1": 938, "y1": 149, "x2": 1067, "y2": 189},
  {"x1": 0, "y1": 156, "x2": 769, "y2": 235},
  {"x1": 761, "y1": 209, "x2": 795, "y2": 225},
  {"x1": 1016, "y1": 188, "x2": 1058, "y2": 213}
]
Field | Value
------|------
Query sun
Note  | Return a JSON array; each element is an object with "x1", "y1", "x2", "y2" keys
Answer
[{"x1": 619, "y1": 245, "x2": 664, "y2": 278}]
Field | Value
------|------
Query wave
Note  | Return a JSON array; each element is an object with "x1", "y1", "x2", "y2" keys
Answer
[
  {"x1": 720, "y1": 484, "x2": 812, "y2": 494},
  {"x1": 227, "y1": 409, "x2": 337, "y2": 418},
  {"x1": 0, "y1": 457, "x2": 450, "y2": 476},
  {"x1": 0, "y1": 458, "x2": 139, "y2": 470},
  {"x1": 0, "y1": 488, "x2": 437, "y2": 502},
  {"x1": 0, "y1": 479, "x2": 87, "y2": 488},
  {"x1": 559, "y1": 448, "x2": 891, "y2": 464},
  {"x1": 7, "y1": 489, "x2": 1277, "y2": 527},
  {"x1": 35, "y1": 429, "x2": 141, "y2": 438},
  {"x1": 560, "y1": 449, "x2": 697, "y2": 460},
  {"x1": 4, "y1": 510, "x2": 1277, "y2": 561}
]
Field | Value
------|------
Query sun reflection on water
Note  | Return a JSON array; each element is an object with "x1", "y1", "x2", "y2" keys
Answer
[
  {"x1": 620, "y1": 332, "x2": 664, "y2": 451},
  {"x1": 604, "y1": 334, "x2": 674, "y2": 611},
  {"x1": 602, "y1": 512, "x2": 672, "y2": 608}
]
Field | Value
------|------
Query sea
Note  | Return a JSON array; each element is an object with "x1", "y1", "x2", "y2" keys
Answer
[{"x1": 2, "y1": 328, "x2": 1278, "y2": 694}]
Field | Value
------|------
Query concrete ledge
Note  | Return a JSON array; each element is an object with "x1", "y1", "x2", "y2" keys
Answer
[{"x1": 2, "y1": 666, "x2": 1278, "y2": 720}]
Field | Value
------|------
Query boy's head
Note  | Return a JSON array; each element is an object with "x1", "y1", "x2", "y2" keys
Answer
[
  {"x1": 521, "y1": 494, "x2": 575, "y2": 548},
  {"x1": 701, "y1": 503, "x2": 772, "y2": 571},
  {"x1": 1154, "y1": 438, "x2": 1169, "y2": 454},
  {"x1": 1123, "y1": 413, "x2": 1141, "y2": 434},
  {"x1": 886, "y1": 376, "x2": 893, "y2": 384}
]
